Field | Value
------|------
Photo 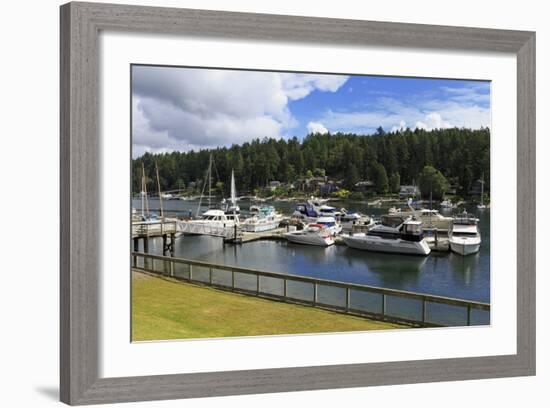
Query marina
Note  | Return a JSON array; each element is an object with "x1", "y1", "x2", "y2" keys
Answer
[{"x1": 132, "y1": 197, "x2": 490, "y2": 304}]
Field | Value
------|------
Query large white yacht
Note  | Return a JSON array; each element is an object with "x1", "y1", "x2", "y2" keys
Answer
[
  {"x1": 284, "y1": 224, "x2": 335, "y2": 247},
  {"x1": 178, "y1": 209, "x2": 240, "y2": 235},
  {"x1": 342, "y1": 215, "x2": 431, "y2": 255},
  {"x1": 389, "y1": 207, "x2": 452, "y2": 231},
  {"x1": 242, "y1": 206, "x2": 283, "y2": 232},
  {"x1": 449, "y1": 212, "x2": 481, "y2": 255}
]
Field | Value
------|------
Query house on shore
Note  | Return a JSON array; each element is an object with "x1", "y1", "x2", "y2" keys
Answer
[{"x1": 399, "y1": 185, "x2": 419, "y2": 198}]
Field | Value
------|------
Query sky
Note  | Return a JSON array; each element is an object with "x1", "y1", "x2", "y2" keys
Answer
[{"x1": 132, "y1": 65, "x2": 490, "y2": 158}]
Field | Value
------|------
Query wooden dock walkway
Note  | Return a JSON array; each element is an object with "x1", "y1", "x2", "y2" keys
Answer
[
  {"x1": 224, "y1": 227, "x2": 287, "y2": 244},
  {"x1": 132, "y1": 220, "x2": 178, "y2": 256},
  {"x1": 225, "y1": 226, "x2": 451, "y2": 252}
]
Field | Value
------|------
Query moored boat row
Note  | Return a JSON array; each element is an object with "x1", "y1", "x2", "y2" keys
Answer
[{"x1": 167, "y1": 157, "x2": 483, "y2": 257}]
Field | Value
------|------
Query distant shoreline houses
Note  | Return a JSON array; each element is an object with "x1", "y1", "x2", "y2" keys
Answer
[{"x1": 165, "y1": 174, "x2": 485, "y2": 199}]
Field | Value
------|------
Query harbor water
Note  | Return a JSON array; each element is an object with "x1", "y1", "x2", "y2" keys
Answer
[{"x1": 133, "y1": 198, "x2": 490, "y2": 305}]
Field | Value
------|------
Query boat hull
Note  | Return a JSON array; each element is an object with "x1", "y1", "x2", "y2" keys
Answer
[
  {"x1": 284, "y1": 233, "x2": 334, "y2": 247},
  {"x1": 342, "y1": 234, "x2": 431, "y2": 255},
  {"x1": 243, "y1": 220, "x2": 280, "y2": 232},
  {"x1": 449, "y1": 240, "x2": 480, "y2": 255}
]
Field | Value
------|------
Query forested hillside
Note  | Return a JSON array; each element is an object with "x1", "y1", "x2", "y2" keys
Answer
[{"x1": 132, "y1": 127, "x2": 490, "y2": 197}]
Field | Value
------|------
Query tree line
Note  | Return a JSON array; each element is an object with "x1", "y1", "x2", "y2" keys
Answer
[{"x1": 132, "y1": 126, "x2": 490, "y2": 198}]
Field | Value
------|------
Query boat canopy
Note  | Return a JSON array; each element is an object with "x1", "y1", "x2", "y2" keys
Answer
[
  {"x1": 295, "y1": 203, "x2": 319, "y2": 217},
  {"x1": 202, "y1": 209, "x2": 226, "y2": 217}
]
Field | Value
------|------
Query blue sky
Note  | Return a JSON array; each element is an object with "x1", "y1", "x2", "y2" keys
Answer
[
  {"x1": 132, "y1": 66, "x2": 490, "y2": 157},
  {"x1": 289, "y1": 75, "x2": 490, "y2": 136}
]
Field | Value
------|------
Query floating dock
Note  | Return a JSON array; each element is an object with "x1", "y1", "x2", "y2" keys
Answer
[
  {"x1": 224, "y1": 227, "x2": 287, "y2": 244},
  {"x1": 223, "y1": 225, "x2": 451, "y2": 251}
]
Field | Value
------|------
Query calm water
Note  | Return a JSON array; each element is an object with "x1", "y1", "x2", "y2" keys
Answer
[{"x1": 133, "y1": 198, "x2": 490, "y2": 303}]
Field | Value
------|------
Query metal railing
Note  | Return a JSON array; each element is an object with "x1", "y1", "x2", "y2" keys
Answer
[{"x1": 132, "y1": 252, "x2": 490, "y2": 327}]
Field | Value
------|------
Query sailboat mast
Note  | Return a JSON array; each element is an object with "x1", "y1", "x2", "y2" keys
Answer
[
  {"x1": 231, "y1": 170, "x2": 236, "y2": 206},
  {"x1": 208, "y1": 154, "x2": 212, "y2": 209},
  {"x1": 155, "y1": 161, "x2": 164, "y2": 219},
  {"x1": 480, "y1": 172, "x2": 484, "y2": 206},
  {"x1": 142, "y1": 162, "x2": 149, "y2": 217},
  {"x1": 141, "y1": 164, "x2": 145, "y2": 218}
]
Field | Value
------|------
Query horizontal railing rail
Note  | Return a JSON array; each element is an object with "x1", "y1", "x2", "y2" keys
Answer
[
  {"x1": 131, "y1": 252, "x2": 490, "y2": 327},
  {"x1": 131, "y1": 220, "x2": 177, "y2": 237}
]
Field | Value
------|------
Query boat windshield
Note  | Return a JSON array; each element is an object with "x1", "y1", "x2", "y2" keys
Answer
[
  {"x1": 404, "y1": 223, "x2": 422, "y2": 235},
  {"x1": 381, "y1": 215, "x2": 405, "y2": 228},
  {"x1": 452, "y1": 231, "x2": 478, "y2": 237}
]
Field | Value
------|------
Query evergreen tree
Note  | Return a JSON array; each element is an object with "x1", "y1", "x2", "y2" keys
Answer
[{"x1": 373, "y1": 162, "x2": 389, "y2": 194}]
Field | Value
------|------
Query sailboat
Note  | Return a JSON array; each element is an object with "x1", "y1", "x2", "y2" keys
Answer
[
  {"x1": 477, "y1": 173, "x2": 486, "y2": 210},
  {"x1": 178, "y1": 155, "x2": 240, "y2": 235},
  {"x1": 224, "y1": 170, "x2": 240, "y2": 215}
]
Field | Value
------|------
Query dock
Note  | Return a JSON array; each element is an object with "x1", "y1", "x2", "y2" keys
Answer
[
  {"x1": 132, "y1": 220, "x2": 178, "y2": 256},
  {"x1": 424, "y1": 228, "x2": 450, "y2": 252},
  {"x1": 224, "y1": 227, "x2": 287, "y2": 244},
  {"x1": 223, "y1": 225, "x2": 451, "y2": 252}
]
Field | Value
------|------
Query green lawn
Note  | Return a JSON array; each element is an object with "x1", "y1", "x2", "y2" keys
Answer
[{"x1": 132, "y1": 271, "x2": 405, "y2": 341}]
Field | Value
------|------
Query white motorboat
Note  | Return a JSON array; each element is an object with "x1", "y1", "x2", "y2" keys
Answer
[
  {"x1": 449, "y1": 212, "x2": 481, "y2": 255},
  {"x1": 315, "y1": 216, "x2": 342, "y2": 236},
  {"x1": 342, "y1": 216, "x2": 431, "y2": 255},
  {"x1": 412, "y1": 209, "x2": 453, "y2": 231},
  {"x1": 242, "y1": 206, "x2": 283, "y2": 232},
  {"x1": 284, "y1": 224, "x2": 335, "y2": 246},
  {"x1": 339, "y1": 212, "x2": 376, "y2": 233},
  {"x1": 178, "y1": 209, "x2": 239, "y2": 235}
]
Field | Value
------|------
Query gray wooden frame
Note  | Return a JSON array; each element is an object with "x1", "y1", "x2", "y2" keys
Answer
[{"x1": 60, "y1": 2, "x2": 536, "y2": 405}]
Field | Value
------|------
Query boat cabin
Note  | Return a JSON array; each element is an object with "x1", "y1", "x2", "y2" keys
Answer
[
  {"x1": 200, "y1": 209, "x2": 239, "y2": 222},
  {"x1": 294, "y1": 203, "x2": 319, "y2": 218},
  {"x1": 316, "y1": 216, "x2": 337, "y2": 228},
  {"x1": 380, "y1": 214, "x2": 407, "y2": 228}
]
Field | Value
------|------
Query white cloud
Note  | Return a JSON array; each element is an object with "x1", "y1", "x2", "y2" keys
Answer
[
  {"x1": 132, "y1": 66, "x2": 348, "y2": 155},
  {"x1": 415, "y1": 112, "x2": 452, "y2": 131},
  {"x1": 391, "y1": 120, "x2": 407, "y2": 133},
  {"x1": 307, "y1": 121, "x2": 329, "y2": 134},
  {"x1": 316, "y1": 94, "x2": 490, "y2": 135}
]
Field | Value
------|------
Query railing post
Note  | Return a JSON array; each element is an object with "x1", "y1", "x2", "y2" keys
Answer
[
  {"x1": 231, "y1": 270, "x2": 235, "y2": 290},
  {"x1": 422, "y1": 298, "x2": 427, "y2": 324},
  {"x1": 209, "y1": 267, "x2": 213, "y2": 285},
  {"x1": 313, "y1": 283, "x2": 317, "y2": 305},
  {"x1": 345, "y1": 288, "x2": 350, "y2": 311},
  {"x1": 283, "y1": 279, "x2": 287, "y2": 298},
  {"x1": 381, "y1": 293, "x2": 386, "y2": 316},
  {"x1": 189, "y1": 264, "x2": 193, "y2": 281},
  {"x1": 170, "y1": 259, "x2": 174, "y2": 277},
  {"x1": 467, "y1": 305, "x2": 472, "y2": 326},
  {"x1": 256, "y1": 274, "x2": 260, "y2": 294}
]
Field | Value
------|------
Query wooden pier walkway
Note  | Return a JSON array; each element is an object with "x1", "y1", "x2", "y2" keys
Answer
[
  {"x1": 224, "y1": 227, "x2": 287, "y2": 244},
  {"x1": 132, "y1": 220, "x2": 178, "y2": 256}
]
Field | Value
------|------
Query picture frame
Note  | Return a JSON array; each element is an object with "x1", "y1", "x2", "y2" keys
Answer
[{"x1": 60, "y1": 1, "x2": 536, "y2": 405}]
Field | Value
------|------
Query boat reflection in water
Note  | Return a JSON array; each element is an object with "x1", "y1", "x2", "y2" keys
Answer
[
  {"x1": 449, "y1": 251, "x2": 480, "y2": 285},
  {"x1": 341, "y1": 249, "x2": 428, "y2": 287}
]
